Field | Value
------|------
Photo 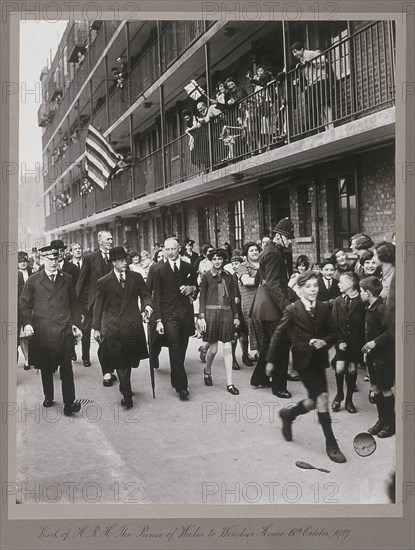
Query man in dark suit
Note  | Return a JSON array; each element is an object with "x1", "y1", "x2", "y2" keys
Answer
[
  {"x1": 266, "y1": 270, "x2": 346, "y2": 463},
  {"x1": 250, "y1": 218, "x2": 297, "y2": 398},
  {"x1": 317, "y1": 258, "x2": 341, "y2": 305},
  {"x1": 92, "y1": 246, "x2": 153, "y2": 409},
  {"x1": 76, "y1": 231, "x2": 114, "y2": 379},
  {"x1": 19, "y1": 244, "x2": 83, "y2": 416},
  {"x1": 153, "y1": 237, "x2": 198, "y2": 400}
]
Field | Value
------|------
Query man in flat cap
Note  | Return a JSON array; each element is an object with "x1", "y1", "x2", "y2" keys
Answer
[
  {"x1": 19, "y1": 245, "x2": 83, "y2": 416},
  {"x1": 92, "y1": 246, "x2": 153, "y2": 409},
  {"x1": 250, "y1": 217, "x2": 297, "y2": 398}
]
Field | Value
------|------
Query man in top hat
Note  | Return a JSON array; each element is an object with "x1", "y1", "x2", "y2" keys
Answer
[
  {"x1": 19, "y1": 244, "x2": 83, "y2": 416},
  {"x1": 92, "y1": 246, "x2": 153, "y2": 409},
  {"x1": 76, "y1": 230, "x2": 114, "y2": 377},
  {"x1": 250, "y1": 217, "x2": 297, "y2": 398},
  {"x1": 153, "y1": 237, "x2": 198, "y2": 400}
]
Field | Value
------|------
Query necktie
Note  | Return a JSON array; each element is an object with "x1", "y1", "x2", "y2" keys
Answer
[
  {"x1": 345, "y1": 295, "x2": 351, "y2": 312},
  {"x1": 119, "y1": 272, "x2": 125, "y2": 289},
  {"x1": 50, "y1": 274, "x2": 55, "y2": 283},
  {"x1": 328, "y1": 279, "x2": 331, "y2": 289},
  {"x1": 308, "y1": 302, "x2": 316, "y2": 318},
  {"x1": 174, "y1": 262, "x2": 179, "y2": 278}
]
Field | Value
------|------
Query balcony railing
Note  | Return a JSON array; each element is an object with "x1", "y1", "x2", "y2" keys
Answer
[{"x1": 47, "y1": 21, "x2": 395, "y2": 231}]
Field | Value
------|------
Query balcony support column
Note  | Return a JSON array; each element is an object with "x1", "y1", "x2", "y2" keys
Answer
[
  {"x1": 282, "y1": 21, "x2": 291, "y2": 143},
  {"x1": 204, "y1": 42, "x2": 213, "y2": 169},
  {"x1": 159, "y1": 84, "x2": 167, "y2": 189}
]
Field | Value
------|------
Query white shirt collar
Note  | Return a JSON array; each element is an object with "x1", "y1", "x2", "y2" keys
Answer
[
  {"x1": 300, "y1": 296, "x2": 316, "y2": 311},
  {"x1": 168, "y1": 258, "x2": 180, "y2": 270}
]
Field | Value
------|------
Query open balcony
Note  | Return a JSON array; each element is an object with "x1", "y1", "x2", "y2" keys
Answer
[{"x1": 46, "y1": 21, "x2": 395, "y2": 232}]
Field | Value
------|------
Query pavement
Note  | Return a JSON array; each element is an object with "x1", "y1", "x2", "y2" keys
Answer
[{"x1": 15, "y1": 336, "x2": 395, "y2": 505}]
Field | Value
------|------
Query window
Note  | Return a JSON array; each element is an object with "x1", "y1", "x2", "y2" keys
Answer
[
  {"x1": 331, "y1": 28, "x2": 350, "y2": 79},
  {"x1": 229, "y1": 200, "x2": 245, "y2": 249},
  {"x1": 333, "y1": 175, "x2": 358, "y2": 248},
  {"x1": 298, "y1": 185, "x2": 312, "y2": 237}
]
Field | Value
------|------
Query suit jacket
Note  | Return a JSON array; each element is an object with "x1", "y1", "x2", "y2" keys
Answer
[
  {"x1": 19, "y1": 269, "x2": 81, "y2": 370},
  {"x1": 153, "y1": 259, "x2": 197, "y2": 336},
  {"x1": 332, "y1": 294, "x2": 366, "y2": 355},
  {"x1": 267, "y1": 300, "x2": 338, "y2": 371},
  {"x1": 317, "y1": 276, "x2": 341, "y2": 303},
  {"x1": 76, "y1": 250, "x2": 111, "y2": 313},
  {"x1": 251, "y1": 241, "x2": 293, "y2": 322},
  {"x1": 92, "y1": 270, "x2": 152, "y2": 368},
  {"x1": 364, "y1": 298, "x2": 395, "y2": 366}
]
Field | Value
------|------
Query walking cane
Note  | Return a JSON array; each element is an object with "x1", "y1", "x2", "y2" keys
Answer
[{"x1": 146, "y1": 321, "x2": 156, "y2": 399}]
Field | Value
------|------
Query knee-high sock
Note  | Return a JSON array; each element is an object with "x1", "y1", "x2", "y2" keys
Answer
[
  {"x1": 286, "y1": 400, "x2": 310, "y2": 421},
  {"x1": 345, "y1": 372, "x2": 357, "y2": 401},
  {"x1": 317, "y1": 412, "x2": 337, "y2": 447},
  {"x1": 334, "y1": 372, "x2": 345, "y2": 399}
]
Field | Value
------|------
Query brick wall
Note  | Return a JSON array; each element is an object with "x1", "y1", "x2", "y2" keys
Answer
[{"x1": 358, "y1": 149, "x2": 395, "y2": 243}]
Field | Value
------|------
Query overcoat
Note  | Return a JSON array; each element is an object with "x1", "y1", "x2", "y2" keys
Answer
[
  {"x1": 76, "y1": 250, "x2": 111, "y2": 314},
  {"x1": 267, "y1": 300, "x2": 338, "y2": 371},
  {"x1": 19, "y1": 269, "x2": 81, "y2": 370},
  {"x1": 250, "y1": 241, "x2": 294, "y2": 322},
  {"x1": 92, "y1": 270, "x2": 152, "y2": 369}
]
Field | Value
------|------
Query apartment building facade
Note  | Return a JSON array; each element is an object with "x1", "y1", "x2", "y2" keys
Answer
[{"x1": 40, "y1": 18, "x2": 396, "y2": 260}]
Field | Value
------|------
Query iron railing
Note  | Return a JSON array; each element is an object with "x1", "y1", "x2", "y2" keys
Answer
[{"x1": 47, "y1": 21, "x2": 395, "y2": 230}]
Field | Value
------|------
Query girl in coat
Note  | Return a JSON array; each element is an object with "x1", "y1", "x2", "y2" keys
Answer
[{"x1": 198, "y1": 249, "x2": 240, "y2": 395}]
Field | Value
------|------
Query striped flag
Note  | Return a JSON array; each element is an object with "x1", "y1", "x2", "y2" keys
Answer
[{"x1": 85, "y1": 124, "x2": 119, "y2": 189}]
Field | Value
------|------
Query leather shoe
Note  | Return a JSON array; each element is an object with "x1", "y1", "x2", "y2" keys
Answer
[
  {"x1": 326, "y1": 444, "x2": 347, "y2": 463},
  {"x1": 331, "y1": 395, "x2": 343, "y2": 412},
  {"x1": 227, "y1": 384, "x2": 239, "y2": 395},
  {"x1": 232, "y1": 360, "x2": 241, "y2": 370},
  {"x1": 24, "y1": 364, "x2": 30, "y2": 370},
  {"x1": 64, "y1": 402, "x2": 81, "y2": 417},
  {"x1": 286, "y1": 372, "x2": 300, "y2": 381},
  {"x1": 204, "y1": 369, "x2": 212, "y2": 386},
  {"x1": 279, "y1": 409, "x2": 293, "y2": 441},
  {"x1": 179, "y1": 389, "x2": 189, "y2": 400},
  {"x1": 274, "y1": 390, "x2": 292, "y2": 399},
  {"x1": 111, "y1": 373, "x2": 117, "y2": 381},
  {"x1": 83, "y1": 359, "x2": 91, "y2": 367},
  {"x1": 103, "y1": 377, "x2": 113, "y2": 387},
  {"x1": 43, "y1": 399, "x2": 54, "y2": 408},
  {"x1": 121, "y1": 398, "x2": 134, "y2": 409},
  {"x1": 377, "y1": 424, "x2": 395, "y2": 438},
  {"x1": 242, "y1": 355, "x2": 254, "y2": 367},
  {"x1": 345, "y1": 400, "x2": 357, "y2": 413},
  {"x1": 367, "y1": 419, "x2": 384, "y2": 435}
]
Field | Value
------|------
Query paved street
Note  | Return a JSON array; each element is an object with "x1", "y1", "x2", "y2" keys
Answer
[{"x1": 15, "y1": 337, "x2": 395, "y2": 505}]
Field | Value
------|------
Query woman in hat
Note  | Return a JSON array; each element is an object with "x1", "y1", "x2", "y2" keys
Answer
[
  {"x1": 237, "y1": 242, "x2": 263, "y2": 362},
  {"x1": 198, "y1": 248, "x2": 241, "y2": 395},
  {"x1": 17, "y1": 251, "x2": 33, "y2": 369}
]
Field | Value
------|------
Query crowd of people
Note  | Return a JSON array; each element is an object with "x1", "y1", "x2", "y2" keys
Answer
[
  {"x1": 17, "y1": 222, "x2": 395, "y2": 464},
  {"x1": 182, "y1": 42, "x2": 334, "y2": 165}
]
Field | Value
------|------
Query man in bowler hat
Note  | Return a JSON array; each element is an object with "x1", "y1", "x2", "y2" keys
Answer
[
  {"x1": 250, "y1": 217, "x2": 297, "y2": 398},
  {"x1": 19, "y1": 244, "x2": 83, "y2": 416},
  {"x1": 92, "y1": 246, "x2": 153, "y2": 408}
]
